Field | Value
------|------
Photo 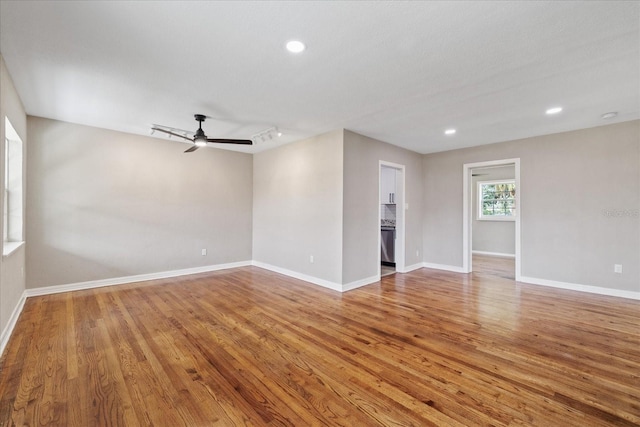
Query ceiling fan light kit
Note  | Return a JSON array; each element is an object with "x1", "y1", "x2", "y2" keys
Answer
[{"x1": 151, "y1": 114, "x2": 253, "y2": 153}]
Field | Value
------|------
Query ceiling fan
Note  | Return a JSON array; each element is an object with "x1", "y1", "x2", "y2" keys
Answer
[{"x1": 151, "y1": 114, "x2": 253, "y2": 153}]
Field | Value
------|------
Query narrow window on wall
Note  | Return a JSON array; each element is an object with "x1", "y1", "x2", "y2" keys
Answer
[
  {"x1": 4, "y1": 117, "x2": 24, "y2": 255},
  {"x1": 478, "y1": 180, "x2": 515, "y2": 221}
]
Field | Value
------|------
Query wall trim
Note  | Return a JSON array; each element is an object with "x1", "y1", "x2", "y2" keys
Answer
[
  {"x1": 463, "y1": 158, "x2": 521, "y2": 280},
  {"x1": 472, "y1": 250, "x2": 516, "y2": 259},
  {"x1": 519, "y1": 276, "x2": 640, "y2": 300},
  {"x1": 399, "y1": 262, "x2": 424, "y2": 273},
  {"x1": 0, "y1": 290, "x2": 27, "y2": 357},
  {"x1": 343, "y1": 275, "x2": 380, "y2": 292},
  {"x1": 379, "y1": 161, "x2": 406, "y2": 274},
  {"x1": 422, "y1": 262, "x2": 467, "y2": 273},
  {"x1": 25, "y1": 261, "x2": 253, "y2": 297},
  {"x1": 251, "y1": 261, "x2": 343, "y2": 292}
]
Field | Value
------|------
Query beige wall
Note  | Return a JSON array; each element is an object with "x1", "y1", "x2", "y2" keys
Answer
[
  {"x1": 252, "y1": 129, "x2": 344, "y2": 285},
  {"x1": 26, "y1": 117, "x2": 253, "y2": 288},
  {"x1": 342, "y1": 130, "x2": 423, "y2": 284},
  {"x1": 253, "y1": 129, "x2": 423, "y2": 288},
  {"x1": 423, "y1": 120, "x2": 640, "y2": 292},
  {"x1": 0, "y1": 55, "x2": 27, "y2": 337}
]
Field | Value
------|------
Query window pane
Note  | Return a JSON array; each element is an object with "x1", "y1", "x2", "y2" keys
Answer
[
  {"x1": 482, "y1": 201, "x2": 494, "y2": 215},
  {"x1": 4, "y1": 117, "x2": 23, "y2": 243},
  {"x1": 479, "y1": 180, "x2": 516, "y2": 218}
]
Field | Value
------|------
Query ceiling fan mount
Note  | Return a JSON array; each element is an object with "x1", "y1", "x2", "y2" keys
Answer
[{"x1": 152, "y1": 114, "x2": 253, "y2": 153}]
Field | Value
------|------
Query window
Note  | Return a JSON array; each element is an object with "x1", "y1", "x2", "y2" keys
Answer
[
  {"x1": 4, "y1": 117, "x2": 23, "y2": 255},
  {"x1": 478, "y1": 179, "x2": 515, "y2": 220}
]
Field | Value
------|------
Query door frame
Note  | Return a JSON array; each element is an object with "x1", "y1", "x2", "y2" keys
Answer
[
  {"x1": 379, "y1": 161, "x2": 406, "y2": 275},
  {"x1": 462, "y1": 158, "x2": 521, "y2": 280}
]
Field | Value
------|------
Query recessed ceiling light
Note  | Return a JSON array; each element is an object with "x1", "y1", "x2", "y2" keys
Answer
[
  {"x1": 601, "y1": 112, "x2": 618, "y2": 119},
  {"x1": 546, "y1": 107, "x2": 563, "y2": 115},
  {"x1": 286, "y1": 40, "x2": 306, "y2": 53},
  {"x1": 445, "y1": 129, "x2": 456, "y2": 135}
]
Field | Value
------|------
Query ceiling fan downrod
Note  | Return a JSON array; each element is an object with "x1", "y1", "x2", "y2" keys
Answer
[{"x1": 194, "y1": 114, "x2": 208, "y2": 147}]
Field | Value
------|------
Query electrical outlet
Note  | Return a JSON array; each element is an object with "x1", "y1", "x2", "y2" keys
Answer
[
  {"x1": 614, "y1": 264, "x2": 622, "y2": 274},
  {"x1": 309, "y1": 255, "x2": 314, "y2": 264},
  {"x1": 201, "y1": 249, "x2": 207, "y2": 256}
]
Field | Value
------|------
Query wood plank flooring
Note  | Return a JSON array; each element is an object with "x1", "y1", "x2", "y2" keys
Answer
[
  {"x1": 1, "y1": 261, "x2": 639, "y2": 426},
  {"x1": 472, "y1": 254, "x2": 515, "y2": 280}
]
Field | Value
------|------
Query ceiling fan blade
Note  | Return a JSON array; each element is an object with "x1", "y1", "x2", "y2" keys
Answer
[
  {"x1": 151, "y1": 124, "x2": 195, "y2": 135},
  {"x1": 152, "y1": 127, "x2": 194, "y2": 142},
  {"x1": 206, "y1": 138, "x2": 253, "y2": 145},
  {"x1": 184, "y1": 145, "x2": 199, "y2": 153}
]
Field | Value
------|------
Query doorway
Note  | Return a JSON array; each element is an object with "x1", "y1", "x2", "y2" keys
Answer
[
  {"x1": 470, "y1": 164, "x2": 516, "y2": 279},
  {"x1": 463, "y1": 159, "x2": 521, "y2": 280},
  {"x1": 379, "y1": 162, "x2": 405, "y2": 277}
]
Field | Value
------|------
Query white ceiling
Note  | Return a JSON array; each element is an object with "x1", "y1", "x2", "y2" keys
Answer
[{"x1": 1, "y1": 1, "x2": 638, "y2": 154}]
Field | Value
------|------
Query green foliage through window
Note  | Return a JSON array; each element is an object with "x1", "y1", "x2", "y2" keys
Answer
[{"x1": 478, "y1": 180, "x2": 515, "y2": 219}]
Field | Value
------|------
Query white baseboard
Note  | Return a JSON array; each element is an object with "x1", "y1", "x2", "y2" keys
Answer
[
  {"x1": 472, "y1": 250, "x2": 515, "y2": 259},
  {"x1": 252, "y1": 261, "x2": 343, "y2": 292},
  {"x1": 0, "y1": 290, "x2": 27, "y2": 357},
  {"x1": 399, "y1": 263, "x2": 423, "y2": 273},
  {"x1": 422, "y1": 262, "x2": 467, "y2": 273},
  {"x1": 519, "y1": 276, "x2": 640, "y2": 300},
  {"x1": 252, "y1": 261, "x2": 381, "y2": 292},
  {"x1": 343, "y1": 275, "x2": 379, "y2": 292},
  {"x1": 25, "y1": 261, "x2": 253, "y2": 297}
]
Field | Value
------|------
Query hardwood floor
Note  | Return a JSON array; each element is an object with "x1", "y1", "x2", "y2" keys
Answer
[
  {"x1": 1, "y1": 265, "x2": 639, "y2": 426},
  {"x1": 381, "y1": 265, "x2": 396, "y2": 277},
  {"x1": 472, "y1": 254, "x2": 515, "y2": 280}
]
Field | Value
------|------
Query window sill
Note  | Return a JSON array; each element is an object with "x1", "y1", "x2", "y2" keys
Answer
[
  {"x1": 3, "y1": 241, "x2": 24, "y2": 257},
  {"x1": 477, "y1": 217, "x2": 516, "y2": 222}
]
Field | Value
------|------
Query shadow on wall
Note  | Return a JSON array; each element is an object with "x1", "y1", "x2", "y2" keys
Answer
[
  {"x1": 26, "y1": 117, "x2": 254, "y2": 290},
  {"x1": 32, "y1": 244, "x2": 130, "y2": 288}
]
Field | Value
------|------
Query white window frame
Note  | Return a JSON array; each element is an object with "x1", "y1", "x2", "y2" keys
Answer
[
  {"x1": 477, "y1": 179, "x2": 516, "y2": 221},
  {"x1": 3, "y1": 117, "x2": 24, "y2": 256}
]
